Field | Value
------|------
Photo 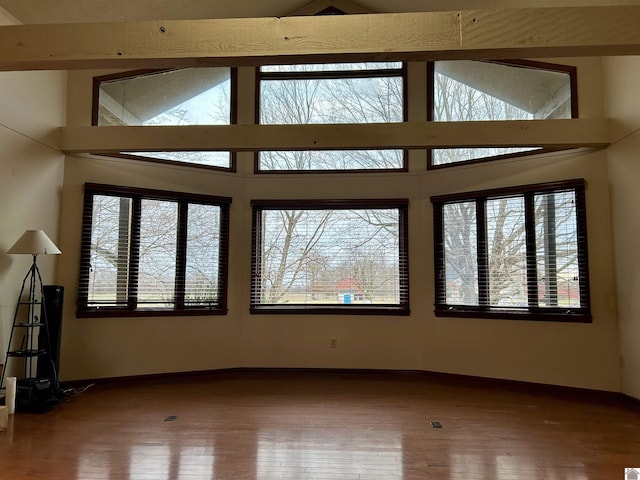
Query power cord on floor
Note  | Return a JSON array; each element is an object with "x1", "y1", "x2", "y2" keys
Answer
[{"x1": 59, "y1": 383, "x2": 96, "y2": 402}]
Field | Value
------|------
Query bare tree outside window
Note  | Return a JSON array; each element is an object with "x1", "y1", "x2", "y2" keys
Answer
[
  {"x1": 486, "y1": 197, "x2": 527, "y2": 306},
  {"x1": 258, "y1": 62, "x2": 405, "y2": 171},
  {"x1": 434, "y1": 181, "x2": 589, "y2": 321},
  {"x1": 185, "y1": 204, "x2": 222, "y2": 307},
  {"x1": 535, "y1": 191, "x2": 581, "y2": 308},
  {"x1": 432, "y1": 66, "x2": 537, "y2": 166},
  {"x1": 442, "y1": 202, "x2": 478, "y2": 305},
  {"x1": 87, "y1": 195, "x2": 132, "y2": 307},
  {"x1": 431, "y1": 60, "x2": 574, "y2": 167},
  {"x1": 442, "y1": 191, "x2": 581, "y2": 310},
  {"x1": 251, "y1": 202, "x2": 409, "y2": 313},
  {"x1": 137, "y1": 199, "x2": 178, "y2": 307},
  {"x1": 251, "y1": 63, "x2": 409, "y2": 314},
  {"x1": 95, "y1": 67, "x2": 234, "y2": 169},
  {"x1": 79, "y1": 185, "x2": 230, "y2": 316},
  {"x1": 431, "y1": 61, "x2": 580, "y2": 314}
]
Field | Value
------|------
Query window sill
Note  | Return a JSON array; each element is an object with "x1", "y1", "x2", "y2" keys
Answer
[
  {"x1": 77, "y1": 308, "x2": 228, "y2": 318},
  {"x1": 434, "y1": 307, "x2": 591, "y2": 323},
  {"x1": 250, "y1": 305, "x2": 410, "y2": 316}
]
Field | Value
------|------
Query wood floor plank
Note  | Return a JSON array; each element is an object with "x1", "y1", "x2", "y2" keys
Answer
[{"x1": 0, "y1": 371, "x2": 638, "y2": 479}]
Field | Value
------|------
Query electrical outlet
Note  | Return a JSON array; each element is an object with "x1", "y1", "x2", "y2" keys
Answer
[{"x1": 330, "y1": 337, "x2": 338, "y2": 348}]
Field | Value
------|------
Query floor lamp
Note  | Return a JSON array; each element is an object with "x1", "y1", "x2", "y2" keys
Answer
[{"x1": 1, "y1": 230, "x2": 61, "y2": 412}]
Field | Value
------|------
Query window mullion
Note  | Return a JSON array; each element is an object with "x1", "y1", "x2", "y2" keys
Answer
[
  {"x1": 77, "y1": 193, "x2": 94, "y2": 309},
  {"x1": 543, "y1": 194, "x2": 559, "y2": 306},
  {"x1": 260, "y1": 68, "x2": 403, "y2": 81},
  {"x1": 250, "y1": 207, "x2": 264, "y2": 308},
  {"x1": 217, "y1": 203, "x2": 230, "y2": 311},
  {"x1": 575, "y1": 186, "x2": 591, "y2": 311},
  {"x1": 398, "y1": 207, "x2": 410, "y2": 307},
  {"x1": 524, "y1": 193, "x2": 539, "y2": 308},
  {"x1": 128, "y1": 197, "x2": 142, "y2": 310},
  {"x1": 476, "y1": 198, "x2": 489, "y2": 308},
  {"x1": 174, "y1": 202, "x2": 188, "y2": 310},
  {"x1": 116, "y1": 197, "x2": 131, "y2": 306},
  {"x1": 433, "y1": 203, "x2": 445, "y2": 309}
]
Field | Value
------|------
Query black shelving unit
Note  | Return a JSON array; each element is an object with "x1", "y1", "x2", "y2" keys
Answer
[{"x1": 0, "y1": 258, "x2": 59, "y2": 413}]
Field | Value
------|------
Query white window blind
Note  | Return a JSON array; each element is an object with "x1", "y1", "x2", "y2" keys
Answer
[
  {"x1": 251, "y1": 200, "x2": 409, "y2": 314},
  {"x1": 433, "y1": 180, "x2": 590, "y2": 321},
  {"x1": 78, "y1": 184, "x2": 230, "y2": 316}
]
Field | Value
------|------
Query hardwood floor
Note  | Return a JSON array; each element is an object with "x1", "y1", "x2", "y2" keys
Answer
[{"x1": 1, "y1": 370, "x2": 639, "y2": 479}]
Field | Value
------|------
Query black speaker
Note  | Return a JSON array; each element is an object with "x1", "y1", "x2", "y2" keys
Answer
[
  {"x1": 38, "y1": 285, "x2": 64, "y2": 383},
  {"x1": 16, "y1": 377, "x2": 56, "y2": 413}
]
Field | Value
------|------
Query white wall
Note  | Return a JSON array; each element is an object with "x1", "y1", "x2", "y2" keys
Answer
[
  {"x1": 54, "y1": 56, "x2": 623, "y2": 393},
  {"x1": 0, "y1": 9, "x2": 66, "y2": 373},
  {"x1": 604, "y1": 56, "x2": 640, "y2": 400}
]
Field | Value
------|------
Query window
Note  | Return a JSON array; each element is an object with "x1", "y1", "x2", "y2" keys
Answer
[
  {"x1": 429, "y1": 60, "x2": 577, "y2": 168},
  {"x1": 77, "y1": 183, "x2": 231, "y2": 317},
  {"x1": 250, "y1": 200, "x2": 409, "y2": 314},
  {"x1": 432, "y1": 180, "x2": 590, "y2": 322},
  {"x1": 257, "y1": 62, "x2": 406, "y2": 172},
  {"x1": 93, "y1": 67, "x2": 236, "y2": 170}
]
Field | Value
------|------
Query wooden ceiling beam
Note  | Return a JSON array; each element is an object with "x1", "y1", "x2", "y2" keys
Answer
[
  {"x1": 58, "y1": 119, "x2": 610, "y2": 153},
  {"x1": 1, "y1": 7, "x2": 640, "y2": 71}
]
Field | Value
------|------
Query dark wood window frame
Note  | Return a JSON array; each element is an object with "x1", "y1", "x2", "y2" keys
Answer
[
  {"x1": 77, "y1": 183, "x2": 231, "y2": 318},
  {"x1": 250, "y1": 199, "x2": 410, "y2": 315},
  {"x1": 254, "y1": 62, "x2": 409, "y2": 174},
  {"x1": 427, "y1": 59, "x2": 579, "y2": 170},
  {"x1": 91, "y1": 67, "x2": 238, "y2": 172},
  {"x1": 432, "y1": 179, "x2": 591, "y2": 323}
]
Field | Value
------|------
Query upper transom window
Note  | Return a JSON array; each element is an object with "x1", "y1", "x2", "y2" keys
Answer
[
  {"x1": 257, "y1": 62, "x2": 406, "y2": 172},
  {"x1": 93, "y1": 67, "x2": 236, "y2": 170},
  {"x1": 429, "y1": 60, "x2": 577, "y2": 168}
]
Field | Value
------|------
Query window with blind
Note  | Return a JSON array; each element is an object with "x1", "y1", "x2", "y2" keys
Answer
[
  {"x1": 256, "y1": 62, "x2": 406, "y2": 172},
  {"x1": 77, "y1": 183, "x2": 231, "y2": 317},
  {"x1": 93, "y1": 67, "x2": 236, "y2": 170},
  {"x1": 428, "y1": 60, "x2": 577, "y2": 169},
  {"x1": 250, "y1": 200, "x2": 409, "y2": 314},
  {"x1": 432, "y1": 179, "x2": 590, "y2": 322}
]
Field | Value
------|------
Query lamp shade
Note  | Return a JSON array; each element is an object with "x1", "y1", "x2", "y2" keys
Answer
[{"x1": 7, "y1": 230, "x2": 61, "y2": 255}]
